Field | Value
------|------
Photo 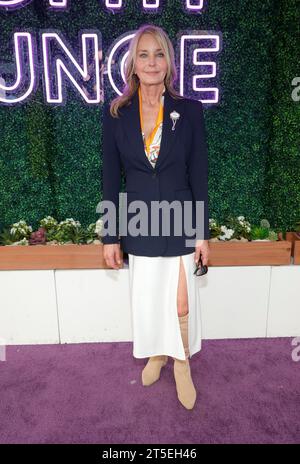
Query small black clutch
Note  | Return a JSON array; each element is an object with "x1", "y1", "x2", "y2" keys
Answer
[{"x1": 193, "y1": 255, "x2": 208, "y2": 276}]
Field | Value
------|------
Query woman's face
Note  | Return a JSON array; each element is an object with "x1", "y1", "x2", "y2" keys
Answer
[{"x1": 134, "y1": 33, "x2": 168, "y2": 87}]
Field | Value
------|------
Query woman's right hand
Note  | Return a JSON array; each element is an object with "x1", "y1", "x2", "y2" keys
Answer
[{"x1": 103, "y1": 243, "x2": 122, "y2": 269}]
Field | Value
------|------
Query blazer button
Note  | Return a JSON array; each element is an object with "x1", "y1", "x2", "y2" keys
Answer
[{"x1": 152, "y1": 172, "x2": 157, "y2": 178}]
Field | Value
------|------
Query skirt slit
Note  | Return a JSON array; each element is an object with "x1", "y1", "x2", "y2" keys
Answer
[{"x1": 128, "y1": 252, "x2": 202, "y2": 360}]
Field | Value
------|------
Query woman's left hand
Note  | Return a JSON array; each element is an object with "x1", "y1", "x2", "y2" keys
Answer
[{"x1": 194, "y1": 239, "x2": 210, "y2": 266}]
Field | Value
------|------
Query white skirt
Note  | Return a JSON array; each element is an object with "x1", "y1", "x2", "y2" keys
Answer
[{"x1": 128, "y1": 252, "x2": 202, "y2": 361}]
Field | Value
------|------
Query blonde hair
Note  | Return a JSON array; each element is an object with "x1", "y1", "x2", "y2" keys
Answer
[{"x1": 109, "y1": 24, "x2": 183, "y2": 118}]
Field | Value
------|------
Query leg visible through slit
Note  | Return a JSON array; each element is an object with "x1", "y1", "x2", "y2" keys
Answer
[
  {"x1": 173, "y1": 256, "x2": 196, "y2": 409},
  {"x1": 177, "y1": 257, "x2": 189, "y2": 317},
  {"x1": 177, "y1": 256, "x2": 190, "y2": 359}
]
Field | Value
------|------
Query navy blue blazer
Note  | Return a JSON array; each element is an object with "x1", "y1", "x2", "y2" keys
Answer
[{"x1": 101, "y1": 86, "x2": 210, "y2": 257}]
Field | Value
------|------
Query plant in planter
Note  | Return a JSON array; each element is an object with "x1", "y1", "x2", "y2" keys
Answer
[
  {"x1": 250, "y1": 226, "x2": 269, "y2": 240},
  {"x1": 0, "y1": 220, "x2": 32, "y2": 246},
  {"x1": 218, "y1": 215, "x2": 251, "y2": 241},
  {"x1": 250, "y1": 219, "x2": 278, "y2": 241},
  {"x1": 208, "y1": 218, "x2": 222, "y2": 241},
  {"x1": 86, "y1": 219, "x2": 104, "y2": 244},
  {"x1": 50, "y1": 218, "x2": 88, "y2": 244},
  {"x1": 0, "y1": 216, "x2": 106, "y2": 246},
  {"x1": 209, "y1": 216, "x2": 251, "y2": 242},
  {"x1": 29, "y1": 227, "x2": 47, "y2": 245},
  {"x1": 0, "y1": 228, "x2": 19, "y2": 246},
  {"x1": 39, "y1": 216, "x2": 105, "y2": 245},
  {"x1": 219, "y1": 224, "x2": 235, "y2": 241},
  {"x1": 39, "y1": 216, "x2": 58, "y2": 243}
]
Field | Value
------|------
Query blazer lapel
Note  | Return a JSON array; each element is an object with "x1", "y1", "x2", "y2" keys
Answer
[{"x1": 120, "y1": 86, "x2": 185, "y2": 171}]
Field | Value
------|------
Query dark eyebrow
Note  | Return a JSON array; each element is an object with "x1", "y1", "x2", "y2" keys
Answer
[{"x1": 138, "y1": 48, "x2": 163, "y2": 52}]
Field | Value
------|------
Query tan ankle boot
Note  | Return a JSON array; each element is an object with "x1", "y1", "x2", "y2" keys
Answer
[
  {"x1": 142, "y1": 355, "x2": 168, "y2": 386},
  {"x1": 173, "y1": 313, "x2": 197, "y2": 410}
]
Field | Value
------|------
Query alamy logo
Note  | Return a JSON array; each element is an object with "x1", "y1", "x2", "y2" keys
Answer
[
  {"x1": 291, "y1": 77, "x2": 300, "y2": 102},
  {"x1": 291, "y1": 337, "x2": 300, "y2": 362},
  {"x1": 97, "y1": 194, "x2": 206, "y2": 246}
]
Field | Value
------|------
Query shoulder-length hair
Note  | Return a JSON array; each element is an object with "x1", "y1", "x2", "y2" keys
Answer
[{"x1": 109, "y1": 24, "x2": 183, "y2": 118}]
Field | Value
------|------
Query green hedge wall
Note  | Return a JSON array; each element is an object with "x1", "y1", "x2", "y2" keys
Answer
[{"x1": 0, "y1": 0, "x2": 299, "y2": 233}]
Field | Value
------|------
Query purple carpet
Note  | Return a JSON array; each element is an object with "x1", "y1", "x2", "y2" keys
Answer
[{"x1": 0, "y1": 338, "x2": 299, "y2": 444}]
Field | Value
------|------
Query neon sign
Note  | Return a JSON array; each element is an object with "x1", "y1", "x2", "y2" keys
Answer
[
  {"x1": 0, "y1": 0, "x2": 205, "y2": 11},
  {"x1": 0, "y1": 0, "x2": 222, "y2": 105}
]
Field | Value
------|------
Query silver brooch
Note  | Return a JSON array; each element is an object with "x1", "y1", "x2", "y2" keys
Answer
[{"x1": 170, "y1": 110, "x2": 180, "y2": 131}]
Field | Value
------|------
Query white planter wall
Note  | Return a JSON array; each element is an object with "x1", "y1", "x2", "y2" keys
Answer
[
  {"x1": 55, "y1": 268, "x2": 133, "y2": 344},
  {"x1": 0, "y1": 270, "x2": 59, "y2": 345},
  {"x1": 0, "y1": 264, "x2": 299, "y2": 345},
  {"x1": 267, "y1": 266, "x2": 300, "y2": 337},
  {"x1": 198, "y1": 266, "x2": 271, "y2": 339}
]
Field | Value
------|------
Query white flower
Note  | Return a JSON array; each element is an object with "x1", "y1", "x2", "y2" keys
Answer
[
  {"x1": 219, "y1": 225, "x2": 234, "y2": 240},
  {"x1": 59, "y1": 218, "x2": 81, "y2": 229},
  {"x1": 10, "y1": 220, "x2": 32, "y2": 236}
]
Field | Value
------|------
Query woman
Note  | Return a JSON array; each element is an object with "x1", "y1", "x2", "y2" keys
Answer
[{"x1": 102, "y1": 24, "x2": 210, "y2": 410}]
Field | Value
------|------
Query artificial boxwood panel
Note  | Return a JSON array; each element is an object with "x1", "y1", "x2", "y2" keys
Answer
[{"x1": 0, "y1": 0, "x2": 299, "y2": 233}]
